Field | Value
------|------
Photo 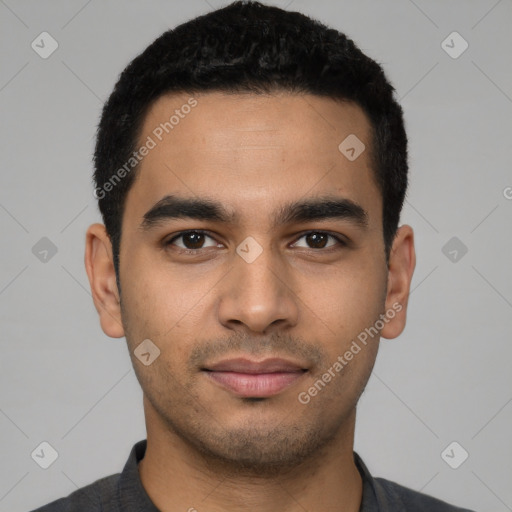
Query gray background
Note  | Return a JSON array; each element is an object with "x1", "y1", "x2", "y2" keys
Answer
[{"x1": 1, "y1": 0, "x2": 511, "y2": 511}]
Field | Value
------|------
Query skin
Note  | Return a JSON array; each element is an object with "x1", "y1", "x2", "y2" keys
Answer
[{"x1": 85, "y1": 91, "x2": 415, "y2": 512}]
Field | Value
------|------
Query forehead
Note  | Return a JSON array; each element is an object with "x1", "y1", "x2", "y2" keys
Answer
[{"x1": 124, "y1": 91, "x2": 381, "y2": 229}]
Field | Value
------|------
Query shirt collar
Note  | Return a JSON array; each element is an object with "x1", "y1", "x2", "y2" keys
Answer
[
  {"x1": 117, "y1": 439, "x2": 160, "y2": 511},
  {"x1": 117, "y1": 440, "x2": 380, "y2": 511},
  {"x1": 354, "y1": 451, "x2": 381, "y2": 511}
]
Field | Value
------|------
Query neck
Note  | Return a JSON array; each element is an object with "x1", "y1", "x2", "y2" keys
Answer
[{"x1": 138, "y1": 400, "x2": 363, "y2": 512}]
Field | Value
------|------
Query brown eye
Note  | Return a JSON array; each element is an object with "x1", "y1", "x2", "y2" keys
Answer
[
  {"x1": 305, "y1": 232, "x2": 329, "y2": 249},
  {"x1": 292, "y1": 231, "x2": 345, "y2": 250},
  {"x1": 166, "y1": 231, "x2": 218, "y2": 251}
]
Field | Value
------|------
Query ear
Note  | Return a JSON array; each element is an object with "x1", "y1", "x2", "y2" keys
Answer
[
  {"x1": 381, "y1": 224, "x2": 416, "y2": 340},
  {"x1": 84, "y1": 223, "x2": 125, "y2": 338}
]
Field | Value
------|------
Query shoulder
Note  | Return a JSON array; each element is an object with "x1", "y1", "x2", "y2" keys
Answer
[
  {"x1": 29, "y1": 472, "x2": 120, "y2": 512},
  {"x1": 373, "y1": 476, "x2": 476, "y2": 512}
]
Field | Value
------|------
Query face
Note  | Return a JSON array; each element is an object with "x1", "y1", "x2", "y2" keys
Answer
[{"x1": 86, "y1": 91, "x2": 415, "y2": 473}]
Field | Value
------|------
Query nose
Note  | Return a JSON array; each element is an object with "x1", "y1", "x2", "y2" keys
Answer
[{"x1": 217, "y1": 243, "x2": 299, "y2": 335}]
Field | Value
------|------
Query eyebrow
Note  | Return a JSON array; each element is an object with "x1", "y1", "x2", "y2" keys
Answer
[{"x1": 140, "y1": 194, "x2": 369, "y2": 231}]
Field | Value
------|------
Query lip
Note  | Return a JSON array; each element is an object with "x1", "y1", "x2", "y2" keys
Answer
[{"x1": 203, "y1": 357, "x2": 308, "y2": 398}]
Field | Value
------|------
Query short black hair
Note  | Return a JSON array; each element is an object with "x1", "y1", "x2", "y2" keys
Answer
[{"x1": 93, "y1": 0, "x2": 408, "y2": 289}]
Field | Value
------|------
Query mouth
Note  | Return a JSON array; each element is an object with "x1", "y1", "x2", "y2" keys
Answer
[{"x1": 202, "y1": 357, "x2": 308, "y2": 398}]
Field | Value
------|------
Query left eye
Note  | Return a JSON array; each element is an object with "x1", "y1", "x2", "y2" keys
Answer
[{"x1": 292, "y1": 232, "x2": 344, "y2": 250}]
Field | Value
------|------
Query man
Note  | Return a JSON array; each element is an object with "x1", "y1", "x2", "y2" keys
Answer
[{"x1": 32, "y1": 1, "x2": 475, "y2": 510}]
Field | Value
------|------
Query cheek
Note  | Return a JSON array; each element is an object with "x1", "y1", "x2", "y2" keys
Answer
[
  {"x1": 120, "y1": 254, "x2": 216, "y2": 348},
  {"x1": 312, "y1": 263, "x2": 386, "y2": 332}
]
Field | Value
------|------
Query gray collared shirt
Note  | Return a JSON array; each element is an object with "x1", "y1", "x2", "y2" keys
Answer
[{"x1": 30, "y1": 439, "x2": 475, "y2": 511}]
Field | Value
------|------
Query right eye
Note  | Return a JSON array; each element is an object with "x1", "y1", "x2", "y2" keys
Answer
[{"x1": 164, "y1": 230, "x2": 221, "y2": 253}]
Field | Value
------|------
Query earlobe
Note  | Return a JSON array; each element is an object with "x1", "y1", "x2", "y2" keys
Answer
[
  {"x1": 84, "y1": 223, "x2": 125, "y2": 338},
  {"x1": 381, "y1": 225, "x2": 416, "y2": 340}
]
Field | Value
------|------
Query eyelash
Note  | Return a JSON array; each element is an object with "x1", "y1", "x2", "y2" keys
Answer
[{"x1": 164, "y1": 230, "x2": 347, "y2": 255}]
